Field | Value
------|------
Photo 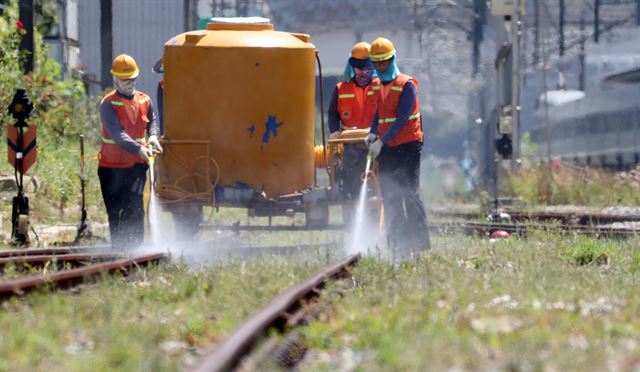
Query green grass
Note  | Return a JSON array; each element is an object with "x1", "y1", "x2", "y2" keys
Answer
[
  {"x1": 509, "y1": 163, "x2": 640, "y2": 207},
  {"x1": 0, "y1": 252, "x2": 336, "y2": 371},
  {"x1": 301, "y1": 234, "x2": 640, "y2": 371}
]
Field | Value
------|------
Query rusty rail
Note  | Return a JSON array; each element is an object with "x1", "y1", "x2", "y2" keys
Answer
[
  {"x1": 192, "y1": 254, "x2": 361, "y2": 372},
  {"x1": 0, "y1": 245, "x2": 110, "y2": 258},
  {"x1": 431, "y1": 209, "x2": 640, "y2": 224},
  {"x1": 0, "y1": 252, "x2": 166, "y2": 300},
  {"x1": 0, "y1": 253, "x2": 122, "y2": 272},
  {"x1": 431, "y1": 220, "x2": 640, "y2": 238}
]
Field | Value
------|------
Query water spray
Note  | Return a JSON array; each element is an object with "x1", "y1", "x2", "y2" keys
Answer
[
  {"x1": 147, "y1": 146, "x2": 162, "y2": 246},
  {"x1": 348, "y1": 150, "x2": 373, "y2": 254}
]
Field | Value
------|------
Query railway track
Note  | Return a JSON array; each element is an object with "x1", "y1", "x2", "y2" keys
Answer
[
  {"x1": 430, "y1": 220, "x2": 640, "y2": 238},
  {"x1": 0, "y1": 250, "x2": 166, "y2": 301},
  {"x1": 431, "y1": 209, "x2": 640, "y2": 225},
  {"x1": 192, "y1": 254, "x2": 360, "y2": 372},
  {"x1": 0, "y1": 245, "x2": 110, "y2": 258}
]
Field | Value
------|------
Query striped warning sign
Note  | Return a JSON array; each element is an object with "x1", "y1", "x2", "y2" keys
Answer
[{"x1": 7, "y1": 125, "x2": 37, "y2": 174}]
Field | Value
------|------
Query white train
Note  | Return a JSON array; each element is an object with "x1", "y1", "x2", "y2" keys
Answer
[{"x1": 530, "y1": 67, "x2": 640, "y2": 169}]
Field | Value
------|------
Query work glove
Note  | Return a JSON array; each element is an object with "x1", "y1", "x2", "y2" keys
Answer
[
  {"x1": 148, "y1": 135, "x2": 163, "y2": 154},
  {"x1": 364, "y1": 133, "x2": 378, "y2": 147},
  {"x1": 329, "y1": 131, "x2": 341, "y2": 140},
  {"x1": 369, "y1": 139, "x2": 384, "y2": 159},
  {"x1": 138, "y1": 146, "x2": 153, "y2": 163}
]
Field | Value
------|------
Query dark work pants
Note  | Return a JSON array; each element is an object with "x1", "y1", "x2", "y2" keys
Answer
[
  {"x1": 341, "y1": 144, "x2": 369, "y2": 201},
  {"x1": 337, "y1": 144, "x2": 369, "y2": 226},
  {"x1": 98, "y1": 164, "x2": 148, "y2": 249},
  {"x1": 377, "y1": 140, "x2": 431, "y2": 251}
]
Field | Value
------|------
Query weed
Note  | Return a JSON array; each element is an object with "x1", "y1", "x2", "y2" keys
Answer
[
  {"x1": 302, "y1": 235, "x2": 640, "y2": 371},
  {"x1": 0, "y1": 252, "x2": 334, "y2": 370}
]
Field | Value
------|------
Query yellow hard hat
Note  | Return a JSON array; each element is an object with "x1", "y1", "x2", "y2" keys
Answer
[
  {"x1": 110, "y1": 54, "x2": 139, "y2": 79},
  {"x1": 369, "y1": 37, "x2": 396, "y2": 62},
  {"x1": 351, "y1": 42, "x2": 371, "y2": 59}
]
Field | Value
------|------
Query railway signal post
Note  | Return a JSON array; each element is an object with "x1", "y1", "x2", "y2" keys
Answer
[{"x1": 7, "y1": 88, "x2": 36, "y2": 245}]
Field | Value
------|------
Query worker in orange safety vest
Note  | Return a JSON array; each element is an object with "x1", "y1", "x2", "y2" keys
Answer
[
  {"x1": 328, "y1": 42, "x2": 381, "y2": 224},
  {"x1": 365, "y1": 37, "x2": 431, "y2": 254},
  {"x1": 98, "y1": 54, "x2": 163, "y2": 248}
]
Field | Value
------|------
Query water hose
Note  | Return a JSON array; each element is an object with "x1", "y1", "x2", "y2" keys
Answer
[
  {"x1": 315, "y1": 51, "x2": 331, "y2": 179},
  {"x1": 154, "y1": 145, "x2": 219, "y2": 206}
]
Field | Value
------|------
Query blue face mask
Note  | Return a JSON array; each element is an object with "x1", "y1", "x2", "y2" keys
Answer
[
  {"x1": 343, "y1": 57, "x2": 376, "y2": 83},
  {"x1": 375, "y1": 55, "x2": 401, "y2": 82},
  {"x1": 354, "y1": 68, "x2": 374, "y2": 87}
]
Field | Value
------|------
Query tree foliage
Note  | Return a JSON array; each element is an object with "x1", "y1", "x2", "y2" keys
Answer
[{"x1": 0, "y1": 2, "x2": 102, "y2": 222}]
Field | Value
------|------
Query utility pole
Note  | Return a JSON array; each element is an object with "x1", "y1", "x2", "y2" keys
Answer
[
  {"x1": 100, "y1": 0, "x2": 112, "y2": 90},
  {"x1": 636, "y1": 0, "x2": 640, "y2": 26},
  {"x1": 470, "y1": 0, "x2": 486, "y2": 174},
  {"x1": 184, "y1": 0, "x2": 196, "y2": 31},
  {"x1": 470, "y1": 0, "x2": 485, "y2": 127},
  {"x1": 579, "y1": 11, "x2": 586, "y2": 91},
  {"x1": 533, "y1": 0, "x2": 540, "y2": 64},
  {"x1": 511, "y1": 0, "x2": 523, "y2": 170},
  {"x1": 19, "y1": 0, "x2": 35, "y2": 74},
  {"x1": 594, "y1": 0, "x2": 600, "y2": 43},
  {"x1": 559, "y1": 0, "x2": 565, "y2": 56}
]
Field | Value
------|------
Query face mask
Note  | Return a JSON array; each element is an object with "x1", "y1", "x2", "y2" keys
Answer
[
  {"x1": 114, "y1": 77, "x2": 136, "y2": 96},
  {"x1": 376, "y1": 56, "x2": 401, "y2": 82},
  {"x1": 354, "y1": 68, "x2": 373, "y2": 87}
]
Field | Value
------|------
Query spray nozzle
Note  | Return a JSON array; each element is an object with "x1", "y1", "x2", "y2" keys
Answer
[{"x1": 147, "y1": 144, "x2": 157, "y2": 165}]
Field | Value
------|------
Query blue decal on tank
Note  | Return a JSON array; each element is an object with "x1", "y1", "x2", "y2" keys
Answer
[
  {"x1": 262, "y1": 115, "x2": 284, "y2": 143},
  {"x1": 248, "y1": 124, "x2": 256, "y2": 139}
]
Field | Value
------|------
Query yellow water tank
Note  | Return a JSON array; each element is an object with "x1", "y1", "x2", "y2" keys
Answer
[{"x1": 160, "y1": 20, "x2": 316, "y2": 203}]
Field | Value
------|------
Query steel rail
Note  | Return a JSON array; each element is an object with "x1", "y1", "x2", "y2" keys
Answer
[
  {"x1": 192, "y1": 253, "x2": 361, "y2": 372},
  {"x1": 0, "y1": 245, "x2": 110, "y2": 258},
  {"x1": 0, "y1": 252, "x2": 166, "y2": 300},
  {"x1": 431, "y1": 209, "x2": 640, "y2": 224},
  {"x1": 0, "y1": 253, "x2": 123, "y2": 272},
  {"x1": 199, "y1": 224, "x2": 346, "y2": 232},
  {"x1": 193, "y1": 242, "x2": 338, "y2": 251},
  {"x1": 431, "y1": 220, "x2": 640, "y2": 237}
]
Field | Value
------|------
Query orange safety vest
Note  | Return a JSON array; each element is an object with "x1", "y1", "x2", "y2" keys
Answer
[
  {"x1": 99, "y1": 90, "x2": 150, "y2": 168},
  {"x1": 337, "y1": 78, "x2": 381, "y2": 129},
  {"x1": 376, "y1": 74, "x2": 423, "y2": 147}
]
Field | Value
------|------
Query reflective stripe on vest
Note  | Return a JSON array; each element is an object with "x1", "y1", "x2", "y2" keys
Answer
[
  {"x1": 102, "y1": 137, "x2": 146, "y2": 144},
  {"x1": 338, "y1": 93, "x2": 355, "y2": 99},
  {"x1": 336, "y1": 79, "x2": 380, "y2": 130},
  {"x1": 376, "y1": 73, "x2": 423, "y2": 146},
  {"x1": 99, "y1": 90, "x2": 151, "y2": 168},
  {"x1": 378, "y1": 113, "x2": 421, "y2": 124}
]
